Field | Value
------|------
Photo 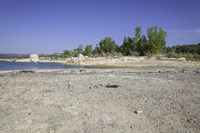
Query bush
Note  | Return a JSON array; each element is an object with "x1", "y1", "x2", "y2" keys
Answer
[
  {"x1": 84, "y1": 45, "x2": 93, "y2": 57},
  {"x1": 166, "y1": 51, "x2": 181, "y2": 58},
  {"x1": 63, "y1": 50, "x2": 73, "y2": 58}
]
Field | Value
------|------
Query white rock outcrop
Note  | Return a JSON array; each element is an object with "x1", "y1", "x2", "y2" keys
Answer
[
  {"x1": 30, "y1": 54, "x2": 39, "y2": 62},
  {"x1": 77, "y1": 54, "x2": 85, "y2": 61}
]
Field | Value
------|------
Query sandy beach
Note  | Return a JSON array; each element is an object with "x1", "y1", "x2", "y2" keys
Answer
[{"x1": 0, "y1": 67, "x2": 200, "y2": 132}]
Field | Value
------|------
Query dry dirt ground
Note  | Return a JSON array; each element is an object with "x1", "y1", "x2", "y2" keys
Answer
[{"x1": 0, "y1": 68, "x2": 200, "y2": 133}]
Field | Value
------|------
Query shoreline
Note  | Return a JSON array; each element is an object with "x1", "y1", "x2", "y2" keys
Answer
[
  {"x1": 0, "y1": 66, "x2": 199, "y2": 75},
  {"x1": 1, "y1": 56, "x2": 200, "y2": 69}
]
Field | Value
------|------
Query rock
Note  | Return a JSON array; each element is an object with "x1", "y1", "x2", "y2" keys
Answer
[
  {"x1": 68, "y1": 54, "x2": 85, "y2": 64},
  {"x1": 68, "y1": 57, "x2": 77, "y2": 64},
  {"x1": 30, "y1": 54, "x2": 39, "y2": 62},
  {"x1": 106, "y1": 84, "x2": 120, "y2": 88},
  {"x1": 12, "y1": 59, "x2": 17, "y2": 62},
  {"x1": 79, "y1": 70, "x2": 85, "y2": 72},
  {"x1": 149, "y1": 56, "x2": 157, "y2": 60},
  {"x1": 193, "y1": 70, "x2": 200, "y2": 73},
  {"x1": 94, "y1": 84, "x2": 103, "y2": 88},
  {"x1": 181, "y1": 68, "x2": 185, "y2": 73},
  {"x1": 20, "y1": 70, "x2": 35, "y2": 73},
  {"x1": 84, "y1": 56, "x2": 89, "y2": 60},
  {"x1": 77, "y1": 54, "x2": 85, "y2": 61},
  {"x1": 177, "y1": 57, "x2": 187, "y2": 61},
  {"x1": 134, "y1": 110, "x2": 143, "y2": 114}
]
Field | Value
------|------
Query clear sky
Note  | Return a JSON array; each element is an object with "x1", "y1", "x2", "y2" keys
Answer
[{"x1": 0, "y1": 0, "x2": 200, "y2": 54}]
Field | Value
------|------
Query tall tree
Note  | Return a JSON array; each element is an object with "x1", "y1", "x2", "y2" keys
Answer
[
  {"x1": 98, "y1": 37, "x2": 117, "y2": 54},
  {"x1": 134, "y1": 26, "x2": 143, "y2": 55},
  {"x1": 133, "y1": 26, "x2": 149, "y2": 56},
  {"x1": 120, "y1": 36, "x2": 134, "y2": 56},
  {"x1": 63, "y1": 50, "x2": 73, "y2": 58},
  {"x1": 84, "y1": 45, "x2": 93, "y2": 57},
  {"x1": 73, "y1": 44, "x2": 84, "y2": 56},
  {"x1": 134, "y1": 26, "x2": 142, "y2": 43},
  {"x1": 147, "y1": 26, "x2": 167, "y2": 54}
]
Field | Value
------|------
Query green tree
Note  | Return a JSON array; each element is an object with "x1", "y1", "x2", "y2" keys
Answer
[
  {"x1": 134, "y1": 26, "x2": 143, "y2": 55},
  {"x1": 63, "y1": 50, "x2": 73, "y2": 58},
  {"x1": 132, "y1": 26, "x2": 149, "y2": 56},
  {"x1": 99, "y1": 37, "x2": 117, "y2": 54},
  {"x1": 147, "y1": 26, "x2": 167, "y2": 54},
  {"x1": 84, "y1": 45, "x2": 93, "y2": 57},
  {"x1": 134, "y1": 26, "x2": 142, "y2": 43},
  {"x1": 77, "y1": 44, "x2": 84, "y2": 54},
  {"x1": 119, "y1": 36, "x2": 134, "y2": 56},
  {"x1": 140, "y1": 35, "x2": 149, "y2": 56},
  {"x1": 73, "y1": 44, "x2": 84, "y2": 56},
  {"x1": 119, "y1": 37, "x2": 128, "y2": 55}
]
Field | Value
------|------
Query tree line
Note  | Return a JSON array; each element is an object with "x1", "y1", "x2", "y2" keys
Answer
[
  {"x1": 165, "y1": 43, "x2": 200, "y2": 60},
  {"x1": 63, "y1": 26, "x2": 167, "y2": 58},
  {"x1": 62, "y1": 26, "x2": 200, "y2": 60}
]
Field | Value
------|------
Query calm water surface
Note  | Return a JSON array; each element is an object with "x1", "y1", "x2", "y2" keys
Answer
[{"x1": 0, "y1": 61, "x2": 79, "y2": 70}]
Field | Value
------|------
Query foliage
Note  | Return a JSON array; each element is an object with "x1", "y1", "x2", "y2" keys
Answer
[
  {"x1": 84, "y1": 45, "x2": 93, "y2": 57},
  {"x1": 119, "y1": 37, "x2": 134, "y2": 56},
  {"x1": 63, "y1": 44, "x2": 94, "y2": 58},
  {"x1": 63, "y1": 50, "x2": 73, "y2": 58},
  {"x1": 73, "y1": 45, "x2": 84, "y2": 56},
  {"x1": 134, "y1": 26, "x2": 149, "y2": 56},
  {"x1": 165, "y1": 43, "x2": 200, "y2": 61},
  {"x1": 94, "y1": 37, "x2": 117, "y2": 56},
  {"x1": 120, "y1": 26, "x2": 164, "y2": 56},
  {"x1": 147, "y1": 27, "x2": 167, "y2": 54},
  {"x1": 172, "y1": 44, "x2": 200, "y2": 55},
  {"x1": 61, "y1": 26, "x2": 200, "y2": 61}
]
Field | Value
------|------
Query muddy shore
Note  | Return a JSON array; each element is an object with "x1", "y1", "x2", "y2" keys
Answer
[{"x1": 0, "y1": 67, "x2": 200, "y2": 132}]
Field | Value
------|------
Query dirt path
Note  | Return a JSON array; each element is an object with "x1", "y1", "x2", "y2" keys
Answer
[{"x1": 0, "y1": 68, "x2": 200, "y2": 132}]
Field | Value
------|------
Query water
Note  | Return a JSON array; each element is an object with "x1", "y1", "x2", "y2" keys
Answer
[{"x1": 0, "y1": 61, "x2": 79, "y2": 71}]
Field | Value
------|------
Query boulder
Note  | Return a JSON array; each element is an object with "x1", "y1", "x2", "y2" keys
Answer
[
  {"x1": 30, "y1": 54, "x2": 39, "y2": 62},
  {"x1": 68, "y1": 57, "x2": 76, "y2": 64},
  {"x1": 77, "y1": 54, "x2": 85, "y2": 61}
]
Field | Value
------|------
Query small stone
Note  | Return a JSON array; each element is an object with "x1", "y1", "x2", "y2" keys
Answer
[
  {"x1": 106, "y1": 84, "x2": 120, "y2": 88},
  {"x1": 79, "y1": 69, "x2": 85, "y2": 72},
  {"x1": 181, "y1": 69, "x2": 185, "y2": 73},
  {"x1": 134, "y1": 110, "x2": 143, "y2": 114}
]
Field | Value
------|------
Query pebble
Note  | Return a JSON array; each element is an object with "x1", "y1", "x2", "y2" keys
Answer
[{"x1": 134, "y1": 110, "x2": 143, "y2": 114}]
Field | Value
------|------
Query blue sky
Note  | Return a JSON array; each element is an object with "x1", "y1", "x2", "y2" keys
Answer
[{"x1": 0, "y1": 0, "x2": 200, "y2": 54}]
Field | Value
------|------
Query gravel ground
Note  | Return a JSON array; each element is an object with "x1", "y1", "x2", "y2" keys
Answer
[{"x1": 0, "y1": 68, "x2": 200, "y2": 133}]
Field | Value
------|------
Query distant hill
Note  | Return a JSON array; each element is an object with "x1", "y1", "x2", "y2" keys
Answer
[
  {"x1": 0, "y1": 54, "x2": 29, "y2": 59},
  {"x1": 0, "y1": 53, "x2": 62, "y2": 59}
]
